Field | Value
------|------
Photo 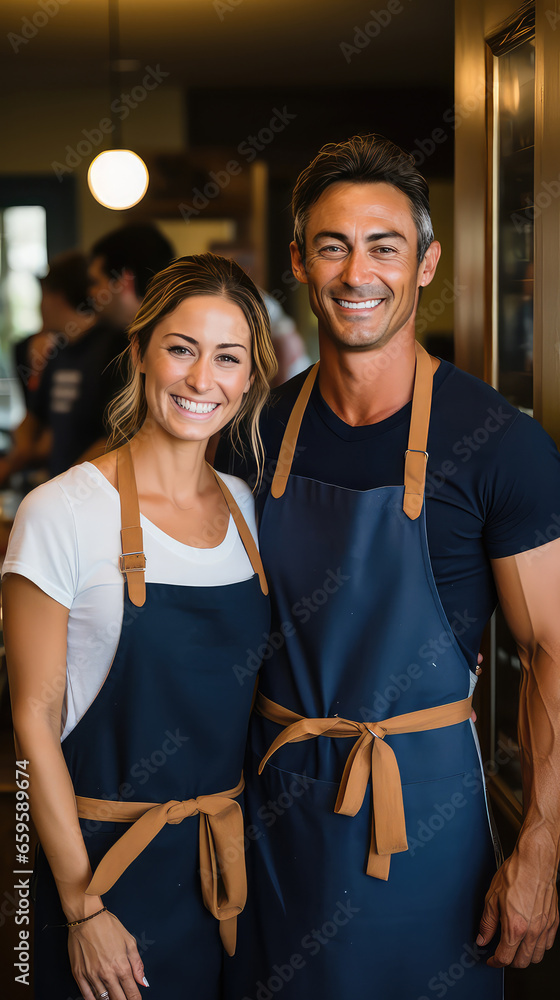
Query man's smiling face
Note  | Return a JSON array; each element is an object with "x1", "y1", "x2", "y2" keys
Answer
[{"x1": 290, "y1": 181, "x2": 439, "y2": 352}]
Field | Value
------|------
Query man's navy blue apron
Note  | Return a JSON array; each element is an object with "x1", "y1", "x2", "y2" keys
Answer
[
  {"x1": 226, "y1": 344, "x2": 503, "y2": 1000},
  {"x1": 32, "y1": 444, "x2": 270, "y2": 1000}
]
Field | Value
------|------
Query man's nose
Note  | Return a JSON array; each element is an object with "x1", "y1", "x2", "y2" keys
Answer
[{"x1": 339, "y1": 249, "x2": 375, "y2": 288}]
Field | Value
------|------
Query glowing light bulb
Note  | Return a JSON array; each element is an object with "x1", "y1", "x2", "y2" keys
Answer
[{"x1": 87, "y1": 149, "x2": 149, "y2": 210}]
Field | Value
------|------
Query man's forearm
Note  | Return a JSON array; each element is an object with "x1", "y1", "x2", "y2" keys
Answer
[{"x1": 516, "y1": 641, "x2": 560, "y2": 862}]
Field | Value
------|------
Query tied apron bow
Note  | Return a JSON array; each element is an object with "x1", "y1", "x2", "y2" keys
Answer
[
  {"x1": 76, "y1": 776, "x2": 246, "y2": 957},
  {"x1": 257, "y1": 693, "x2": 473, "y2": 880}
]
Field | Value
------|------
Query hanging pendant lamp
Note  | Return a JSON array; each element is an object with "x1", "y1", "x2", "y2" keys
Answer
[{"x1": 88, "y1": 0, "x2": 149, "y2": 210}]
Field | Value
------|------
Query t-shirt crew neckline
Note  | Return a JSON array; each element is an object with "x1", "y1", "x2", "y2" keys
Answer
[
  {"x1": 309, "y1": 357, "x2": 449, "y2": 442},
  {"x1": 82, "y1": 462, "x2": 238, "y2": 563}
]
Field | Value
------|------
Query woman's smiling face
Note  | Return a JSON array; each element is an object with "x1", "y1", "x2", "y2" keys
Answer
[{"x1": 139, "y1": 294, "x2": 253, "y2": 442}]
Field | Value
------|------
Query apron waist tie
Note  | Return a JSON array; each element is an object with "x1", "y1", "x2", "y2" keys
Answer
[
  {"x1": 75, "y1": 775, "x2": 245, "y2": 956},
  {"x1": 256, "y1": 693, "x2": 473, "y2": 881}
]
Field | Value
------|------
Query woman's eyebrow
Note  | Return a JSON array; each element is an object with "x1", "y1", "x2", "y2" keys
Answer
[{"x1": 163, "y1": 333, "x2": 247, "y2": 350}]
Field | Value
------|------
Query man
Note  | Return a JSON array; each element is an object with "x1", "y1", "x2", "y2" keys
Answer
[
  {"x1": 87, "y1": 221, "x2": 174, "y2": 332},
  {"x1": 216, "y1": 135, "x2": 560, "y2": 998},
  {"x1": 0, "y1": 251, "x2": 97, "y2": 484},
  {"x1": 0, "y1": 224, "x2": 174, "y2": 481}
]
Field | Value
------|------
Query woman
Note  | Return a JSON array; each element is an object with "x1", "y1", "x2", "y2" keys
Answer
[{"x1": 3, "y1": 254, "x2": 277, "y2": 1000}]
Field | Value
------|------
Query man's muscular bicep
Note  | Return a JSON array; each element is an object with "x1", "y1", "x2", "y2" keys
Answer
[{"x1": 491, "y1": 537, "x2": 560, "y2": 656}]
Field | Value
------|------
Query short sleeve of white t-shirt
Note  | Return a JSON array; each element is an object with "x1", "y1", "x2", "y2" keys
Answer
[{"x1": 3, "y1": 463, "x2": 258, "y2": 740}]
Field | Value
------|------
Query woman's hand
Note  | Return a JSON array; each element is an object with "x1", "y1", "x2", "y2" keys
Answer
[{"x1": 68, "y1": 909, "x2": 148, "y2": 1000}]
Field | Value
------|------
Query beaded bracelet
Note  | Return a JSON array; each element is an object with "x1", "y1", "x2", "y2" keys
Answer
[{"x1": 66, "y1": 906, "x2": 107, "y2": 928}]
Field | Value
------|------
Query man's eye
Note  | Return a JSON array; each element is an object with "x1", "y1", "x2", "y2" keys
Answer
[
  {"x1": 320, "y1": 245, "x2": 345, "y2": 255},
  {"x1": 374, "y1": 246, "x2": 396, "y2": 254}
]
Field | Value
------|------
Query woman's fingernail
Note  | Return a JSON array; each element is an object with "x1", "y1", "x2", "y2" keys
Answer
[
  {"x1": 143, "y1": 976, "x2": 150, "y2": 987},
  {"x1": 476, "y1": 935, "x2": 484, "y2": 946}
]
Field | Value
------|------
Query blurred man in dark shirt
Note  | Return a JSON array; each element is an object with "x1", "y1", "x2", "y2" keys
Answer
[{"x1": 0, "y1": 224, "x2": 174, "y2": 481}]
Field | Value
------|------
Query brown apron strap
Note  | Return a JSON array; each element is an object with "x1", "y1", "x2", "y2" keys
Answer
[
  {"x1": 77, "y1": 776, "x2": 246, "y2": 957},
  {"x1": 210, "y1": 467, "x2": 268, "y2": 596},
  {"x1": 116, "y1": 443, "x2": 146, "y2": 608},
  {"x1": 270, "y1": 362, "x2": 319, "y2": 499},
  {"x1": 255, "y1": 690, "x2": 472, "y2": 881},
  {"x1": 403, "y1": 342, "x2": 437, "y2": 520},
  {"x1": 269, "y1": 345, "x2": 437, "y2": 518}
]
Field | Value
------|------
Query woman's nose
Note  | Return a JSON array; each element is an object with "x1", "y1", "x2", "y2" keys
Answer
[{"x1": 186, "y1": 355, "x2": 213, "y2": 393}]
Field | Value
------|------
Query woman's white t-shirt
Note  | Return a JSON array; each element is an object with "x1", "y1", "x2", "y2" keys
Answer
[{"x1": 2, "y1": 462, "x2": 258, "y2": 741}]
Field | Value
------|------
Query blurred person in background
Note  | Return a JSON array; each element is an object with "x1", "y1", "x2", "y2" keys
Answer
[
  {"x1": 0, "y1": 251, "x2": 96, "y2": 486},
  {"x1": 261, "y1": 291, "x2": 311, "y2": 387},
  {"x1": 87, "y1": 222, "x2": 175, "y2": 333},
  {"x1": 0, "y1": 224, "x2": 174, "y2": 484}
]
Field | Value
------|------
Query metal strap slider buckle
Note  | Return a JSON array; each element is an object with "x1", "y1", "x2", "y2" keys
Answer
[{"x1": 119, "y1": 552, "x2": 146, "y2": 573}]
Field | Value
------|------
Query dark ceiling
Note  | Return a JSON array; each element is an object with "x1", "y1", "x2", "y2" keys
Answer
[{"x1": 2, "y1": 0, "x2": 454, "y2": 90}]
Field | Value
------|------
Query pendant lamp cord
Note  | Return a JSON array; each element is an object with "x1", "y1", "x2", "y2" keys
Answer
[{"x1": 108, "y1": 0, "x2": 123, "y2": 149}]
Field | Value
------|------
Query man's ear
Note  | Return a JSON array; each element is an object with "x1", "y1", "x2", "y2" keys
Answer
[
  {"x1": 418, "y1": 241, "x2": 441, "y2": 288},
  {"x1": 121, "y1": 267, "x2": 137, "y2": 294},
  {"x1": 290, "y1": 241, "x2": 309, "y2": 286}
]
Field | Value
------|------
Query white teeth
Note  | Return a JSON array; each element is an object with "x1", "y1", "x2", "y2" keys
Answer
[
  {"x1": 172, "y1": 396, "x2": 218, "y2": 414},
  {"x1": 337, "y1": 298, "x2": 382, "y2": 310}
]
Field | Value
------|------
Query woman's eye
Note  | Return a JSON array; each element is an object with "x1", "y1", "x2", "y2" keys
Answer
[
  {"x1": 217, "y1": 354, "x2": 240, "y2": 364},
  {"x1": 167, "y1": 345, "x2": 191, "y2": 356}
]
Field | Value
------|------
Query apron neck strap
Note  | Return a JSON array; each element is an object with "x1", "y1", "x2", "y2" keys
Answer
[
  {"x1": 269, "y1": 343, "x2": 436, "y2": 520},
  {"x1": 271, "y1": 362, "x2": 319, "y2": 499},
  {"x1": 116, "y1": 444, "x2": 268, "y2": 600},
  {"x1": 210, "y1": 467, "x2": 268, "y2": 596},
  {"x1": 403, "y1": 342, "x2": 436, "y2": 521},
  {"x1": 116, "y1": 442, "x2": 147, "y2": 608}
]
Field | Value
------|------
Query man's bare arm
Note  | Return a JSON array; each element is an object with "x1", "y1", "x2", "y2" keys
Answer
[
  {"x1": 0, "y1": 412, "x2": 51, "y2": 486},
  {"x1": 477, "y1": 538, "x2": 560, "y2": 967}
]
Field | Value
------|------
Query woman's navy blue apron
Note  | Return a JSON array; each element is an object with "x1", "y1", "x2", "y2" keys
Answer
[
  {"x1": 32, "y1": 444, "x2": 270, "y2": 1000},
  {"x1": 226, "y1": 344, "x2": 503, "y2": 1000}
]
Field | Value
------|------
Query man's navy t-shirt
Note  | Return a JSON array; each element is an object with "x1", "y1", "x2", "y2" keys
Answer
[
  {"x1": 29, "y1": 322, "x2": 128, "y2": 477},
  {"x1": 216, "y1": 359, "x2": 560, "y2": 666}
]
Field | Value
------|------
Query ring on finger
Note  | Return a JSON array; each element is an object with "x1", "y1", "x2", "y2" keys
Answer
[{"x1": 98, "y1": 992, "x2": 110, "y2": 1000}]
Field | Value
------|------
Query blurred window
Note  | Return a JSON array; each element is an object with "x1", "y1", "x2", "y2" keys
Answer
[{"x1": 0, "y1": 206, "x2": 46, "y2": 437}]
